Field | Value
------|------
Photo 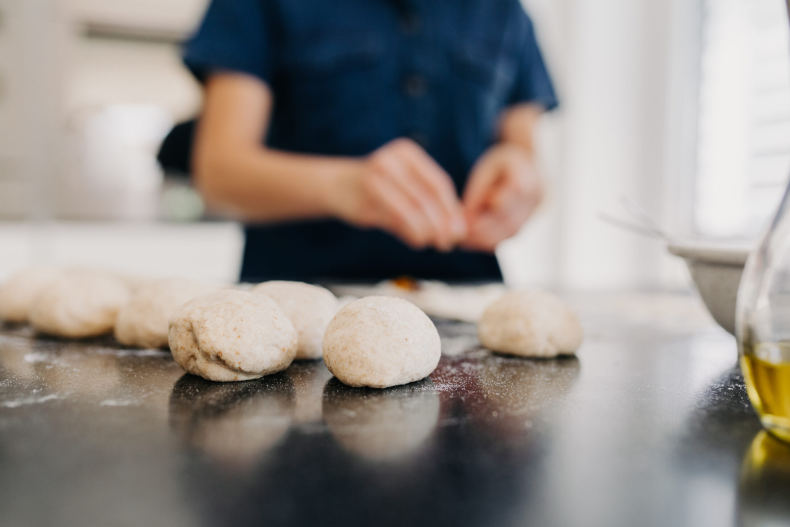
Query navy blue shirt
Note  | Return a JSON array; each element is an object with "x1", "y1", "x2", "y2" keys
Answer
[{"x1": 185, "y1": 0, "x2": 557, "y2": 282}]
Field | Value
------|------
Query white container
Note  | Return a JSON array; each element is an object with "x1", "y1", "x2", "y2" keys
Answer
[{"x1": 668, "y1": 241, "x2": 751, "y2": 335}]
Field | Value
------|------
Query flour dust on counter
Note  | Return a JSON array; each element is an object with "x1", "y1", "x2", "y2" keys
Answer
[{"x1": 0, "y1": 329, "x2": 184, "y2": 414}]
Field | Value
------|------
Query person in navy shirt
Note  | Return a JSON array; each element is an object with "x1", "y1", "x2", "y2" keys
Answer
[{"x1": 184, "y1": 0, "x2": 558, "y2": 282}]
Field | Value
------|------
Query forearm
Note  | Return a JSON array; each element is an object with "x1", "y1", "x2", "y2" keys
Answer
[
  {"x1": 497, "y1": 102, "x2": 543, "y2": 155},
  {"x1": 193, "y1": 72, "x2": 362, "y2": 222},
  {"x1": 194, "y1": 145, "x2": 359, "y2": 222}
]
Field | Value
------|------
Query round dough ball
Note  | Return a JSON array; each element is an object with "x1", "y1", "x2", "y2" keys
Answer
[
  {"x1": 114, "y1": 278, "x2": 216, "y2": 349},
  {"x1": 0, "y1": 267, "x2": 62, "y2": 323},
  {"x1": 29, "y1": 271, "x2": 131, "y2": 338},
  {"x1": 116, "y1": 273, "x2": 151, "y2": 294},
  {"x1": 322, "y1": 296, "x2": 441, "y2": 388},
  {"x1": 251, "y1": 281, "x2": 338, "y2": 360},
  {"x1": 478, "y1": 290, "x2": 583, "y2": 358},
  {"x1": 169, "y1": 290, "x2": 297, "y2": 382}
]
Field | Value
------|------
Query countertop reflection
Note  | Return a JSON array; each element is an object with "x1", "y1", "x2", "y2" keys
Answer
[{"x1": 0, "y1": 293, "x2": 786, "y2": 527}]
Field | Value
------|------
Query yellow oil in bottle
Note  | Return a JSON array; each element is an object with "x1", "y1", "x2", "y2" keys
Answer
[{"x1": 741, "y1": 341, "x2": 790, "y2": 443}]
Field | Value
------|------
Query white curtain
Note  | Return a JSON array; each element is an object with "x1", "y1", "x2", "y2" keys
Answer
[{"x1": 499, "y1": 0, "x2": 701, "y2": 291}]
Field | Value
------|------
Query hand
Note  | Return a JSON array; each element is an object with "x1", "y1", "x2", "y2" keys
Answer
[
  {"x1": 461, "y1": 143, "x2": 544, "y2": 252},
  {"x1": 332, "y1": 138, "x2": 466, "y2": 250}
]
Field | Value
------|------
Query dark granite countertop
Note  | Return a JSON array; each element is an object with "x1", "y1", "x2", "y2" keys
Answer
[{"x1": 0, "y1": 293, "x2": 788, "y2": 527}]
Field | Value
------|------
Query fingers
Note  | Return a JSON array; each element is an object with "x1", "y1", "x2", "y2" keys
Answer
[
  {"x1": 494, "y1": 155, "x2": 544, "y2": 211},
  {"x1": 360, "y1": 139, "x2": 543, "y2": 253},
  {"x1": 463, "y1": 188, "x2": 540, "y2": 252},
  {"x1": 365, "y1": 170, "x2": 432, "y2": 249},
  {"x1": 462, "y1": 210, "x2": 519, "y2": 252},
  {"x1": 463, "y1": 184, "x2": 542, "y2": 251},
  {"x1": 391, "y1": 140, "x2": 467, "y2": 241},
  {"x1": 462, "y1": 151, "x2": 502, "y2": 216},
  {"x1": 488, "y1": 176, "x2": 541, "y2": 219},
  {"x1": 371, "y1": 147, "x2": 453, "y2": 251},
  {"x1": 371, "y1": 139, "x2": 465, "y2": 251},
  {"x1": 461, "y1": 148, "x2": 543, "y2": 252},
  {"x1": 481, "y1": 176, "x2": 511, "y2": 211}
]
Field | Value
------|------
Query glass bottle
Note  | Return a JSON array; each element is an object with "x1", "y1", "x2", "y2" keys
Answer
[{"x1": 737, "y1": 185, "x2": 790, "y2": 443}]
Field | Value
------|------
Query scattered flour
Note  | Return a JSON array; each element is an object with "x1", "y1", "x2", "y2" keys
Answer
[
  {"x1": 1, "y1": 393, "x2": 63, "y2": 408},
  {"x1": 99, "y1": 399, "x2": 140, "y2": 407},
  {"x1": 23, "y1": 352, "x2": 64, "y2": 364},
  {"x1": 96, "y1": 348, "x2": 168, "y2": 357}
]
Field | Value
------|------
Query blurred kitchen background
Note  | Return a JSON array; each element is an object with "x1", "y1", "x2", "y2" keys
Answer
[{"x1": 0, "y1": 0, "x2": 788, "y2": 288}]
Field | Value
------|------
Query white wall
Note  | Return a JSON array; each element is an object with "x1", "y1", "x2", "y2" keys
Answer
[
  {"x1": 64, "y1": 0, "x2": 208, "y2": 38},
  {"x1": 500, "y1": 0, "x2": 693, "y2": 291},
  {"x1": 0, "y1": 0, "x2": 65, "y2": 219}
]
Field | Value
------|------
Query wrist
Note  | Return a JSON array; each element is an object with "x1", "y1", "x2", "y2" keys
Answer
[
  {"x1": 494, "y1": 140, "x2": 533, "y2": 158},
  {"x1": 319, "y1": 158, "x2": 364, "y2": 220}
]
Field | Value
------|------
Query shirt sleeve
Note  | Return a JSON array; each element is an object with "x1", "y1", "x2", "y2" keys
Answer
[
  {"x1": 183, "y1": 0, "x2": 275, "y2": 84},
  {"x1": 507, "y1": 5, "x2": 559, "y2": 111}
]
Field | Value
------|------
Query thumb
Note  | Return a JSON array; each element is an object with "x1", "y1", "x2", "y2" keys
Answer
[{"x1": 463, "y1": 156, "x2": 501, "y2": 215}]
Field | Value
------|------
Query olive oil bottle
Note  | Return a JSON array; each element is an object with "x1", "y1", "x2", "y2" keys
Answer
[{"x1": 734, "y1": 0, "x2": 790, "y2": 443}]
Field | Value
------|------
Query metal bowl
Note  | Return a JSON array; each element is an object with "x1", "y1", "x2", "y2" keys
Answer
[{"x1": 668, "y1": 241, "x2": 751, "y2": 335}]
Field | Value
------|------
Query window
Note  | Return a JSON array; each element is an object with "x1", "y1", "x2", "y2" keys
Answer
[{"x1": 695, "y1": 0, "x2": 790, "y2": 238}]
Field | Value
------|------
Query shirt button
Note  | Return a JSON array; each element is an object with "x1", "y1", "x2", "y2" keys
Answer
[{"x1": 403, "y1": 74, "x2": 427, "y2": 98}]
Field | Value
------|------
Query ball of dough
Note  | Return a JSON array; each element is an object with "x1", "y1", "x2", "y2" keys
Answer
[
  {"x1": 251, "y1": 281, "x2": 338, "y2": 360},
  {"x1": 322, "y1": 296, "x2": 441, "y2": 388},
  {"x1": 0, "y1": 267, "x2": 62, "y2": 323},
  {"x1": 29, "y1": 271, "x2": 131, "y2": 338},
  {"x1": 116, "y1": 273, "x2": 151, "y2": 294},
  {"x1": 169, "y1": 290, "x2": 297, "y2": 382},
  {"x1": 478, "y1": 290, "x2": 583, "y2": 358},
  {"x1": 114, "y1": 278, "x2": 216, "y2": 349}
]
